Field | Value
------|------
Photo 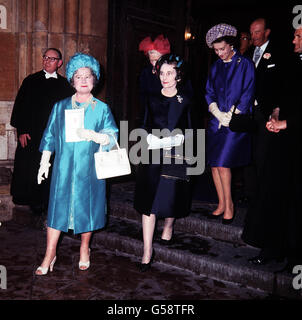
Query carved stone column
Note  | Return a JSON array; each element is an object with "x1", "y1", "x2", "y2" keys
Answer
[{"x1": 64, "y1": 0, "x2": 79, "y2": 65}]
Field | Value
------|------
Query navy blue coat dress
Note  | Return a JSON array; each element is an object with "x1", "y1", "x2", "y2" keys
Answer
[
  {"x1": 205, "y1": 51, "x2": 255, "y2": 168},
  {"x1": 134, "y1": 91, "x2": 193, "y2": 218},
  {"x1": 138, "y1": 64, "x2": 194, "y2": 127}
]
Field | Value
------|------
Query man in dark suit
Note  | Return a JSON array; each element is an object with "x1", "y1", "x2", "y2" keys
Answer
[
  {"x1": 241, "y1": 18, "x2": 284, "y2": 263},
  {"x1": 264, "y1": 26, "x2": 302, "y2": 270},
  {"x1": 10, "y1": 48, "x2": 74, "y2": 224},
  {"x1": 242, "y1": 18, "x2": 282, "y2": 200},
  {"x1": 242, "y1": 25, "x2": 302, "y2": 268}
]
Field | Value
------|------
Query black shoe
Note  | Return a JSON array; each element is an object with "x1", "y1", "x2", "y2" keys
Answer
[
  {"x1": 222, "y1": 210, "x2": 236, "y2": 225},
  {"x1": 222, "y1": 216, "x2": 235, "y2": 225},
  {"x1": 207, "y1": 212, "x2": 224, "y2": 219},
  {"x1": 159, "y1": 238, "x2": 174, "y2": 245},
  {"x1": 248, "y1": 255, "x2": 269, "y2": 265},
  {"x1": 275, "y1": 263, "x2": 295, "y2": 274},
  {"x1": 138, "y1": 250, "x2": 155, "y2": 272},
  {"x1": 238, "y1": 196, "x2": 250, "y2": 205},
  {"x1": 248, "y1": 255, "x2": 284, "y2": 265}
]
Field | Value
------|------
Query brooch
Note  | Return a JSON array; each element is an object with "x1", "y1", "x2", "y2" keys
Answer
[
  {"x1": 236, "y1": 58, "x2": 241, "y2": 65},
  {"x1": 263, "y1": 53, "x2": 271, "y2": 59},
  {"x1": 176, "y1": 95, "x2": 183, "y2": 103},
  {"x1": 91, "y1": 100, "x2": 97, "y2": 110}
]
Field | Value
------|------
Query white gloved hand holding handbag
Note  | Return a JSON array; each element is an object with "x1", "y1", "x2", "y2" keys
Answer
[
  {"x1": 146, "y1": 134, "x2": 161, "y2": 149},
  {"x1": 147, "y1": 133, "x2": 184, "y2": 150},
  {"x1": 77, "y1": 128, "x2": 110, "y2": 145},
  {"x1": 161, "y1": 134, "x2": 185, "y2": 150},
  {"x1": 37, "y1": 150, "x2": 52, "y2": 184},
  {"x1": 209, "y1": 102, "x2": 233, "y2": 129}
]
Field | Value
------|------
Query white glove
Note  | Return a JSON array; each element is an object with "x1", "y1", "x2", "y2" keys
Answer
[
  {"x1": 162, "y1": 134, "x2": 185, "y2": 150},
  {"x1": 37, "y1": 150, "x2": 51, "y2": 184},
  {"x1": 147, "y1": 134, "x2": 184, "y2": 150},
  {"x1": 77, "y1": 128, "x2": 110, "y2": 145},
  {"x1": 209, "y1": 102, "x2": 232, "y2": 129},
  {"x1": 147, "y1": 134, "x2": 161, "y2": 149}
]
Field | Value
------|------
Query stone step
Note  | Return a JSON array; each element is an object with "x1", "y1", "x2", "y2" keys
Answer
[
  {"x1": 2, "y1": 180, "x2": 301, "y2": 298},
  {"x1": 1, "y1": 180, "x2": 246, "y2": 244},
  {"x1": 91, "y1": 215, "x2": 301, "y2": 299},
  {"x1": 108, "y1": 181, "x2": 246, "y2": 245},
  {"x1": 0, "y1": 184, "x2": 13, "y2": 222},
  {"x1": 0, "y1": 164, "x2": 13, "y2": 222}
]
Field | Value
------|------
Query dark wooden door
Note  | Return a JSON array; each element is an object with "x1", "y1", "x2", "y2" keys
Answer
[{"x1": 106, "y1": 0, "x2": 186, "y2": 133}]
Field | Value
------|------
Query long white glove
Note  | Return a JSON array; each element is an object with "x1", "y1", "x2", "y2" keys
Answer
[
  {"x1": 209, "y1": 102, "x2": 232, "y2": 129},
  {"x1": 77, "y1": 128, "x2": 110, "y2": 145},
  {"x1": 37, "y1": 150, "x2": 52, "y2": 184},
  {"x1": 147, "y1": 134, "x2": 184, "y2": 150}
]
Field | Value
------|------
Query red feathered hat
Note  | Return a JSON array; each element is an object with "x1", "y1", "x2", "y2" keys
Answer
[{"x1": 139, "y1": 34, "x2": 170, "y2": 55}]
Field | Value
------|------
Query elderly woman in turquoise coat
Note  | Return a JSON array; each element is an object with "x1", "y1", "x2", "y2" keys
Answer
[{"x1": 35, "y1": 53, "x2": 118, "y2": 275}]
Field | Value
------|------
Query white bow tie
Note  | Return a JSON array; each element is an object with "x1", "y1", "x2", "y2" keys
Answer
[{"x1": 45, "y1": 72, "x2": 58, "y2": 79}]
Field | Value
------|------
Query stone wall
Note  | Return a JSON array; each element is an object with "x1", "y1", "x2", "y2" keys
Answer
[
  {"x1": 0, "y1": 0, "x2": 108, "y2": 164},
  {"x1": 0, "y1": 101, "x2": 15, "y2": 162}
]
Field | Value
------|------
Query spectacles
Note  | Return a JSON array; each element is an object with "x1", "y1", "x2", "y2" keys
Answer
[{"x1": 43, "y1": 55, "x2": 60, "y2": 62}]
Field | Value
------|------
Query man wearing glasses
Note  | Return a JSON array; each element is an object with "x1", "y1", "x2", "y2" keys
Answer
[{"x1": 10, "y1": 48, "x2": 74, "y2": 227}]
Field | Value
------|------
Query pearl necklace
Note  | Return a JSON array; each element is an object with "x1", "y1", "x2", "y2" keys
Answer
[
  {"x1": 71, "y1": 94, "x2": 93, "y2": 109},
  {"x1": 161, "y1": 88, "x2": 177, "y2": 97}
]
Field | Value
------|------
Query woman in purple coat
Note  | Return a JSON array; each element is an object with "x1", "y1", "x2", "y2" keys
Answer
[{"x1": 205, "y1": 23, "x2": 255, "y2": 223}]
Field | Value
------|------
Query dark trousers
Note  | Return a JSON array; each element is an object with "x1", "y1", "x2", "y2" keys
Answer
[{"x1": 243, "y1": 108, "x2": 271, "y2": 203}]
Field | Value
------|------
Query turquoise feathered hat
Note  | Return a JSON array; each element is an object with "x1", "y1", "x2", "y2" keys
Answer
[{"x1": 66, "y1": 52, "x2": 100, "y2": 82}]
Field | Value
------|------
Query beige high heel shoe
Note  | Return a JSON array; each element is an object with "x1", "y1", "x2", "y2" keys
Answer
[
  {"x1": 35, "y1": 256, "x2": 57, "y2": 276},
  {"x1": 79, "y1": 248, "x2": 91, "y2": 271}
]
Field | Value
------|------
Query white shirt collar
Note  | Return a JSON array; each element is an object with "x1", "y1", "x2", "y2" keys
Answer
[
  {"x1": 44, "y1": 70, "x2": 58, "y2": 79},
  {"x1": 254, "y1": 40, "x2": 270, "y2": 67},
  {"x1": 259, "y1": 40, "x2": 269, "y2": 53}
]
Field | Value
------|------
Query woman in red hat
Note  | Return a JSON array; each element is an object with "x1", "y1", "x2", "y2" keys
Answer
[{"x1": 138, "y1": 35, "x2": 171, "y2": 110}]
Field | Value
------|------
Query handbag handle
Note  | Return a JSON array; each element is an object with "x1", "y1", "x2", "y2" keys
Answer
[
  {"x1": 231, "y1": 103, "x2": 239, "y2": 115},
  {"x1": 111, "y1": 133, "x2": 120, "y2": 150},
  {"x1": 231, "y1": 105, "x2": 253, "y2": 116},
  {"x1": 99, "y1": 133, "x2": 120, "y2": 152}
]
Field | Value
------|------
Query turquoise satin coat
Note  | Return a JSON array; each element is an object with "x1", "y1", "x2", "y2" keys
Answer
[{"x1": 39, "y1": 96, "x2": 118, "y2": 234}]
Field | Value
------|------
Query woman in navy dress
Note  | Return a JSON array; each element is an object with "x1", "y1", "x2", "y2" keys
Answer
[
  {"x1": 138, "y1": 35, "x2": 194, "y2": 119},
  {"x1": 134, "y1": 54, "x2": 193, "y2": 271},
  {"x1": 205, "y1": 23, "x2": 255, "y2": 223}
]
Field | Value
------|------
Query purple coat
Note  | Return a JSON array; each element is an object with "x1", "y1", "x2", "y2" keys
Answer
[{"x1": 205, "y1": 51, "x2": 255, "y2": 167}]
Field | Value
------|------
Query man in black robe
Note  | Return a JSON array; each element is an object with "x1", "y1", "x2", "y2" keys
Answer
[{"x1": 10, "y1": 48, "x2": 74, "y2": 220}]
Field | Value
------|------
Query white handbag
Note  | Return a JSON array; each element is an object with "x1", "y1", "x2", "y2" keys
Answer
[{"x1": 94, "y1": 135, "x2": 131, "y2": 179}]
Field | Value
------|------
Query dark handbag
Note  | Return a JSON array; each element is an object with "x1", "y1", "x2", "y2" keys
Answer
[
  {"x1": 160, "y1": 151, "x2": 192, "y2": 182},
  {"x1": 229, "y1": 106, "x2": 256, "y2": 132}
]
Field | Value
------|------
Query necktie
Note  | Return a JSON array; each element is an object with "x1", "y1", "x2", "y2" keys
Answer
[
  {"x1": 253, "y1": 46, "x2": 261, "y2": 64},
  {"x1": 45, "y1": 72, "x2": 58, "y2": 79}
]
